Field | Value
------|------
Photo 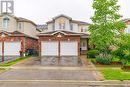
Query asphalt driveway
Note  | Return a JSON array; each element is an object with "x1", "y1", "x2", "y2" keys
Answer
[
  {"x1": 14, "y1": 56, "x2": 82, "y2": 67},
  {"x1": 0, "y1": 56, "x2": 100, "y2": 81}
]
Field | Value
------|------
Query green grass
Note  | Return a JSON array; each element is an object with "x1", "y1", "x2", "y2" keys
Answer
[
  {"x1": 0, "y1": 56, "x2": 31, "y2": 67},
  {"x1": 100, "y1": 68, "x2": 130, "y2": 80}
]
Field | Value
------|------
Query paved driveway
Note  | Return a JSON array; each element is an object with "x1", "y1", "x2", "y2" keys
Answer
[
  {"x1": 0, "y1": 56, "x2": 100, "y2": 82},
  {"x1": 14, "y1": 56, "x2": 82, "y2": 67}
]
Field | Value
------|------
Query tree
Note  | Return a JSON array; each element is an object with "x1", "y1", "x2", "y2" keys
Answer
[
  {"x1": 113, "y1": 34, "x2": 130, "y2": 66},
  {"x1": 89, "y1": 0, "x2": 126, "y2": 54}
]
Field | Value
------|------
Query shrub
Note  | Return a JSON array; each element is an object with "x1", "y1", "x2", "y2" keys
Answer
[
  {"x1": 96, "y1": 54, "x2": 113, "y2": 65},
  {"x1": 87, "y1": 49, "x2": 99, "y2": 58}
]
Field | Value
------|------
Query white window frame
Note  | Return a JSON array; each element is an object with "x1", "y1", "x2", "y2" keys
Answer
[{"x1": 3, "y1": 17, "x2": 9, "y2": 29}]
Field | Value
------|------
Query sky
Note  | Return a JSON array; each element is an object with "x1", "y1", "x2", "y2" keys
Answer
[{"x1": 13, "y1": 0, "x2": 130, "y2": 24}]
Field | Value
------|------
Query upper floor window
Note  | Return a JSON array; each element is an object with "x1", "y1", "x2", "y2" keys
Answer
[
  {"x1": 59, "y1": 23, "x2": 65, "y2": 29},
  {"x1": 3, "y1": 17, "x2": 9, "y2": 28},
  {"x1": 125, "y1": 25, "x2": 130, "y2": 34},
  {"x1": 70, "y1": 23, "x2": 73, "y2": 31},
  {"x1": 18, "y1": 22, "x2": 24, "y2": 30},
  {"x1": 81, "y1": 27, "x2": 87, "y2": 32}
]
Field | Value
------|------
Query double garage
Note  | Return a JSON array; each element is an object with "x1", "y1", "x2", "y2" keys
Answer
[
  {"x1": 0, "y1": 42, "x2": 21, "y2": 56},
  {"x1": 41, "y1": 41, "x2": 78, "y2": 56},
  {"x1": 39, "y1": 31, "x2": 81, "y2": 57}
]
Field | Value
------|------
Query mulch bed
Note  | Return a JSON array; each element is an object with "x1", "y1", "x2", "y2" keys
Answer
[
  {"x1": 96, "y1": 61, "x2": 122, "y2": 65},
  {"x1": 122, "y1": 66, "x2": 130, "y2": 71}
]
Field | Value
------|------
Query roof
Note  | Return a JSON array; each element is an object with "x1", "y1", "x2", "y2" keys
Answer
[
  {"x1": 38, "y1": 30, "x2": 89, "y2": 36},
  {"x1": 37, "y1": 24, "x2": 48, "y2": 29},
  {"x1": 0, "y1": 14, "x2": 37, "y2": 26},
  {"x1": 53, "y1": 14, "x2": 72, "y2": 20},
  {"x1": 122, "y1": 18, "x2": 130, "y2": 22},
  {"x1": 0, "y1": 30, "x2": 38, "y2": 39},
  {"x1": 47, "y1": 14, "x2": 90, "y2": 25},
  {"x1": 17, "y1": 17, "x2": 37, "y2": 26},
  {"x1": 71, "y1": 20, "x2": 90, "y2": 25}
]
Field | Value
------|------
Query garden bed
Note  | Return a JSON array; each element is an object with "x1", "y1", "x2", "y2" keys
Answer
[
  {"x1": 96, "y1": 61, "x2": 122, "y2": 65},
  {"x1": 122, "y1": 66, "x2": 130, "y2": 71}
]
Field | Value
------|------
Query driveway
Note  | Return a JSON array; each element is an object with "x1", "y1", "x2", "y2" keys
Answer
[
  {"x1": 14, "y1": 56, "x2": 82, "y2": 67},
  {"x1": 0, "y1": 56, "x2": 101, "y2": 82}
]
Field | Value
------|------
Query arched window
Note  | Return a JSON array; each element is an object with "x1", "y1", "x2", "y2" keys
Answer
[{"x1": 3, "y1": 17, "x2": 9, "y2": 28}]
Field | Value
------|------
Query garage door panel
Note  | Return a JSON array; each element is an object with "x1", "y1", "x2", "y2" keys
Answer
[
  {"x1": 4, "y1": 42, "x2": 21, "y2": 56},
  {"x1": 60, "y1": 41, "x2": 78, "y2": 56},
  {"x1": 41, "y1": 42, "x2": 58, "y2": 56}
]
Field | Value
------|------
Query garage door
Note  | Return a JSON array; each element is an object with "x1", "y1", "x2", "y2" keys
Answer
[
  {"x1": 4, "y1": 42, "x2": 21, "y2": 56},
  {"x1": 41, "y1": 41, "x2": 58, "y2": 56},
  {"x1": 60, "y1": 41, "x2": 78, "y2": 56},
  {"x1": 0, "y1": 42, "x2": 2, "y2": 56}
]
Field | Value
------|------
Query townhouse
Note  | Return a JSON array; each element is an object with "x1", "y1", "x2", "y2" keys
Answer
[
  {"x1": 0, "y1": 14, "x2": 38, "y2": 61},
  {"x1": 37, "y1": 14, "x2": 90, "y2": 57}
]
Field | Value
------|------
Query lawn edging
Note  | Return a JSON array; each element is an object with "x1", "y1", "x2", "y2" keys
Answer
[{"x1": 0, "y1": 56, "x2": 32, "y2": 67}]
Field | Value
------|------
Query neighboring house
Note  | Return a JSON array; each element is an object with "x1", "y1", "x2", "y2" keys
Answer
[
  {"x1": 38, "y1": 14, "x2": 90, "y2": 56},
  {"x1": 37, "y1": 24, "x2": 48, "y2": 32},
  {"x1": 0, "y1": 14, "x2": 38, "y2": 60},
  {"x1": 123, "y1": 19, "x2": 130, "y2": 34}
]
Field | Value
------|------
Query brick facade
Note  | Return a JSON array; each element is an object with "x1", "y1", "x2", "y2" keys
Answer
[
  {"x1": 38, "y1": 34, "x2": 81, "y2": 56},
  {"x1": 0, "y1": 34, "x2": 38, "y2": 55}
]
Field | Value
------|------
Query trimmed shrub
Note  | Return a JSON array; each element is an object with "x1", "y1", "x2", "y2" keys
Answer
[
  {"x1": 87, "y1": 49, "x2": 99, "y2": 58},
  {"x1": 96, "y1": 54, "x2": 113, "y2": 65}
]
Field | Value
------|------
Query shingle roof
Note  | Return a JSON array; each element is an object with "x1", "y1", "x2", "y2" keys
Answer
[
  {"x1": 37, "y1": 24, "x2": 48, "y2": 29},
  {"x1": 0, "y1": 14, "x2": 36, "y2": 26},
  {"x1": 46, "y1": 14, "x2": 90, "y2": 25}
]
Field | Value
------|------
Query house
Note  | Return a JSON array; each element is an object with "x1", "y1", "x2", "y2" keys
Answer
[
  {"x1": 37, "y1": 14, "x2": 90, "y2": 57},
  {"x1": 0, "y1": 14, "x2": 38, "y2": 61},
  {"x1": 123, "y1": 19, "x2": 130, "y2": 33}
]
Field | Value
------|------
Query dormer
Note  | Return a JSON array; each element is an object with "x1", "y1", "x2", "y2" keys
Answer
[{"x1": 53, "y1": 14, "x2": 72, "y2": 31}]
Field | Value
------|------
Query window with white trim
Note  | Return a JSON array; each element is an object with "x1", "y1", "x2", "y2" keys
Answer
[{"x1": 3, "y1": 17, "x2": 9, "y2": 29}]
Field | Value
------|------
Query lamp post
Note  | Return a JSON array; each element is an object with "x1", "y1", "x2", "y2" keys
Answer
[{"x1": 1, "y1": 32, "x2": 5, "y2": 62}]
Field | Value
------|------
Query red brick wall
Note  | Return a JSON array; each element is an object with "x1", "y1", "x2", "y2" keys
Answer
[
  {"x1": 38, "y1": 34, "x2": 81, "y2": 56},
  {"x1": 0, "y1": 35, "x2": 38, "y2": 55},
  {"x1": 25, "y1": 37, "x2": 38, "y2": 52}
]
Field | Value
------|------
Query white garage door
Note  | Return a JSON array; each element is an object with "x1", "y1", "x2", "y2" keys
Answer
[
  {"x1": 41, "y1": 41, "x2": 58, "y2": 56},
  {"x1": 4, "y1": 42, "x2": 21, "y2": 56},
  {"x1": 60, "y1": 41, "x2": 78, "y2": 56},
  {"x1": 0, "y1": 42, "x2": 2, "y2": 56}
]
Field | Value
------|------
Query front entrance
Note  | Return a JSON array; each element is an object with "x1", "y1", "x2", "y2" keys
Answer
[{"x1": 41, "y1": 41, "x2": 78, "y2": 56}]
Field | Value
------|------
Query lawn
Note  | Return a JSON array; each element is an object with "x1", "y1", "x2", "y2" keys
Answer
[
  {"x1": 100, "y1": 68, "x2": 130, "y2": 80},
  {"x1": 0, "y1": 56, "x2": 31, "y2": 67}
]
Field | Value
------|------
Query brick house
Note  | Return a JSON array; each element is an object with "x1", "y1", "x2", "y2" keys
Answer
[
  {"x1": 0, "y1": 14, "x2": 38, "y2": 61},
  {"x1": 37, "y1": 14, "x2": 90, "y2": 57}
]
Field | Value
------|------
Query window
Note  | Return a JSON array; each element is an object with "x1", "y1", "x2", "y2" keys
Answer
[
  {"x1": 70, "y1": 23, "x2": 73, "y2": 31},
  {"x1": 81, "y1": 27, "x2": 83, "y2": 32},
  {"x1": 59, "y1": 23, "x2": 65, "y2": 29},
  {"x1": 3, "y1": 17, "x2": 9, "y2": 28},
  {"x1": 81, "y1": 27, "x2": 87, "y2": 32},
  {"x1": 18, "y1": 22, "x2": 24, "y2": 30},
  {"x1": 125, "y1": 25, "x2": 130, "y2": 33}
]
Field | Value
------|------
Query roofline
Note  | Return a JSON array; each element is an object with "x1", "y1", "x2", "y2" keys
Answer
[{"x1": 0, "y1": 14, "x2": 37, "y2": 26}]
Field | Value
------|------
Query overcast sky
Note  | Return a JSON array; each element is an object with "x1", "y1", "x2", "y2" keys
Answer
[{"x1": 14, "y1": 0, "x2": 130, "y2": 24}]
